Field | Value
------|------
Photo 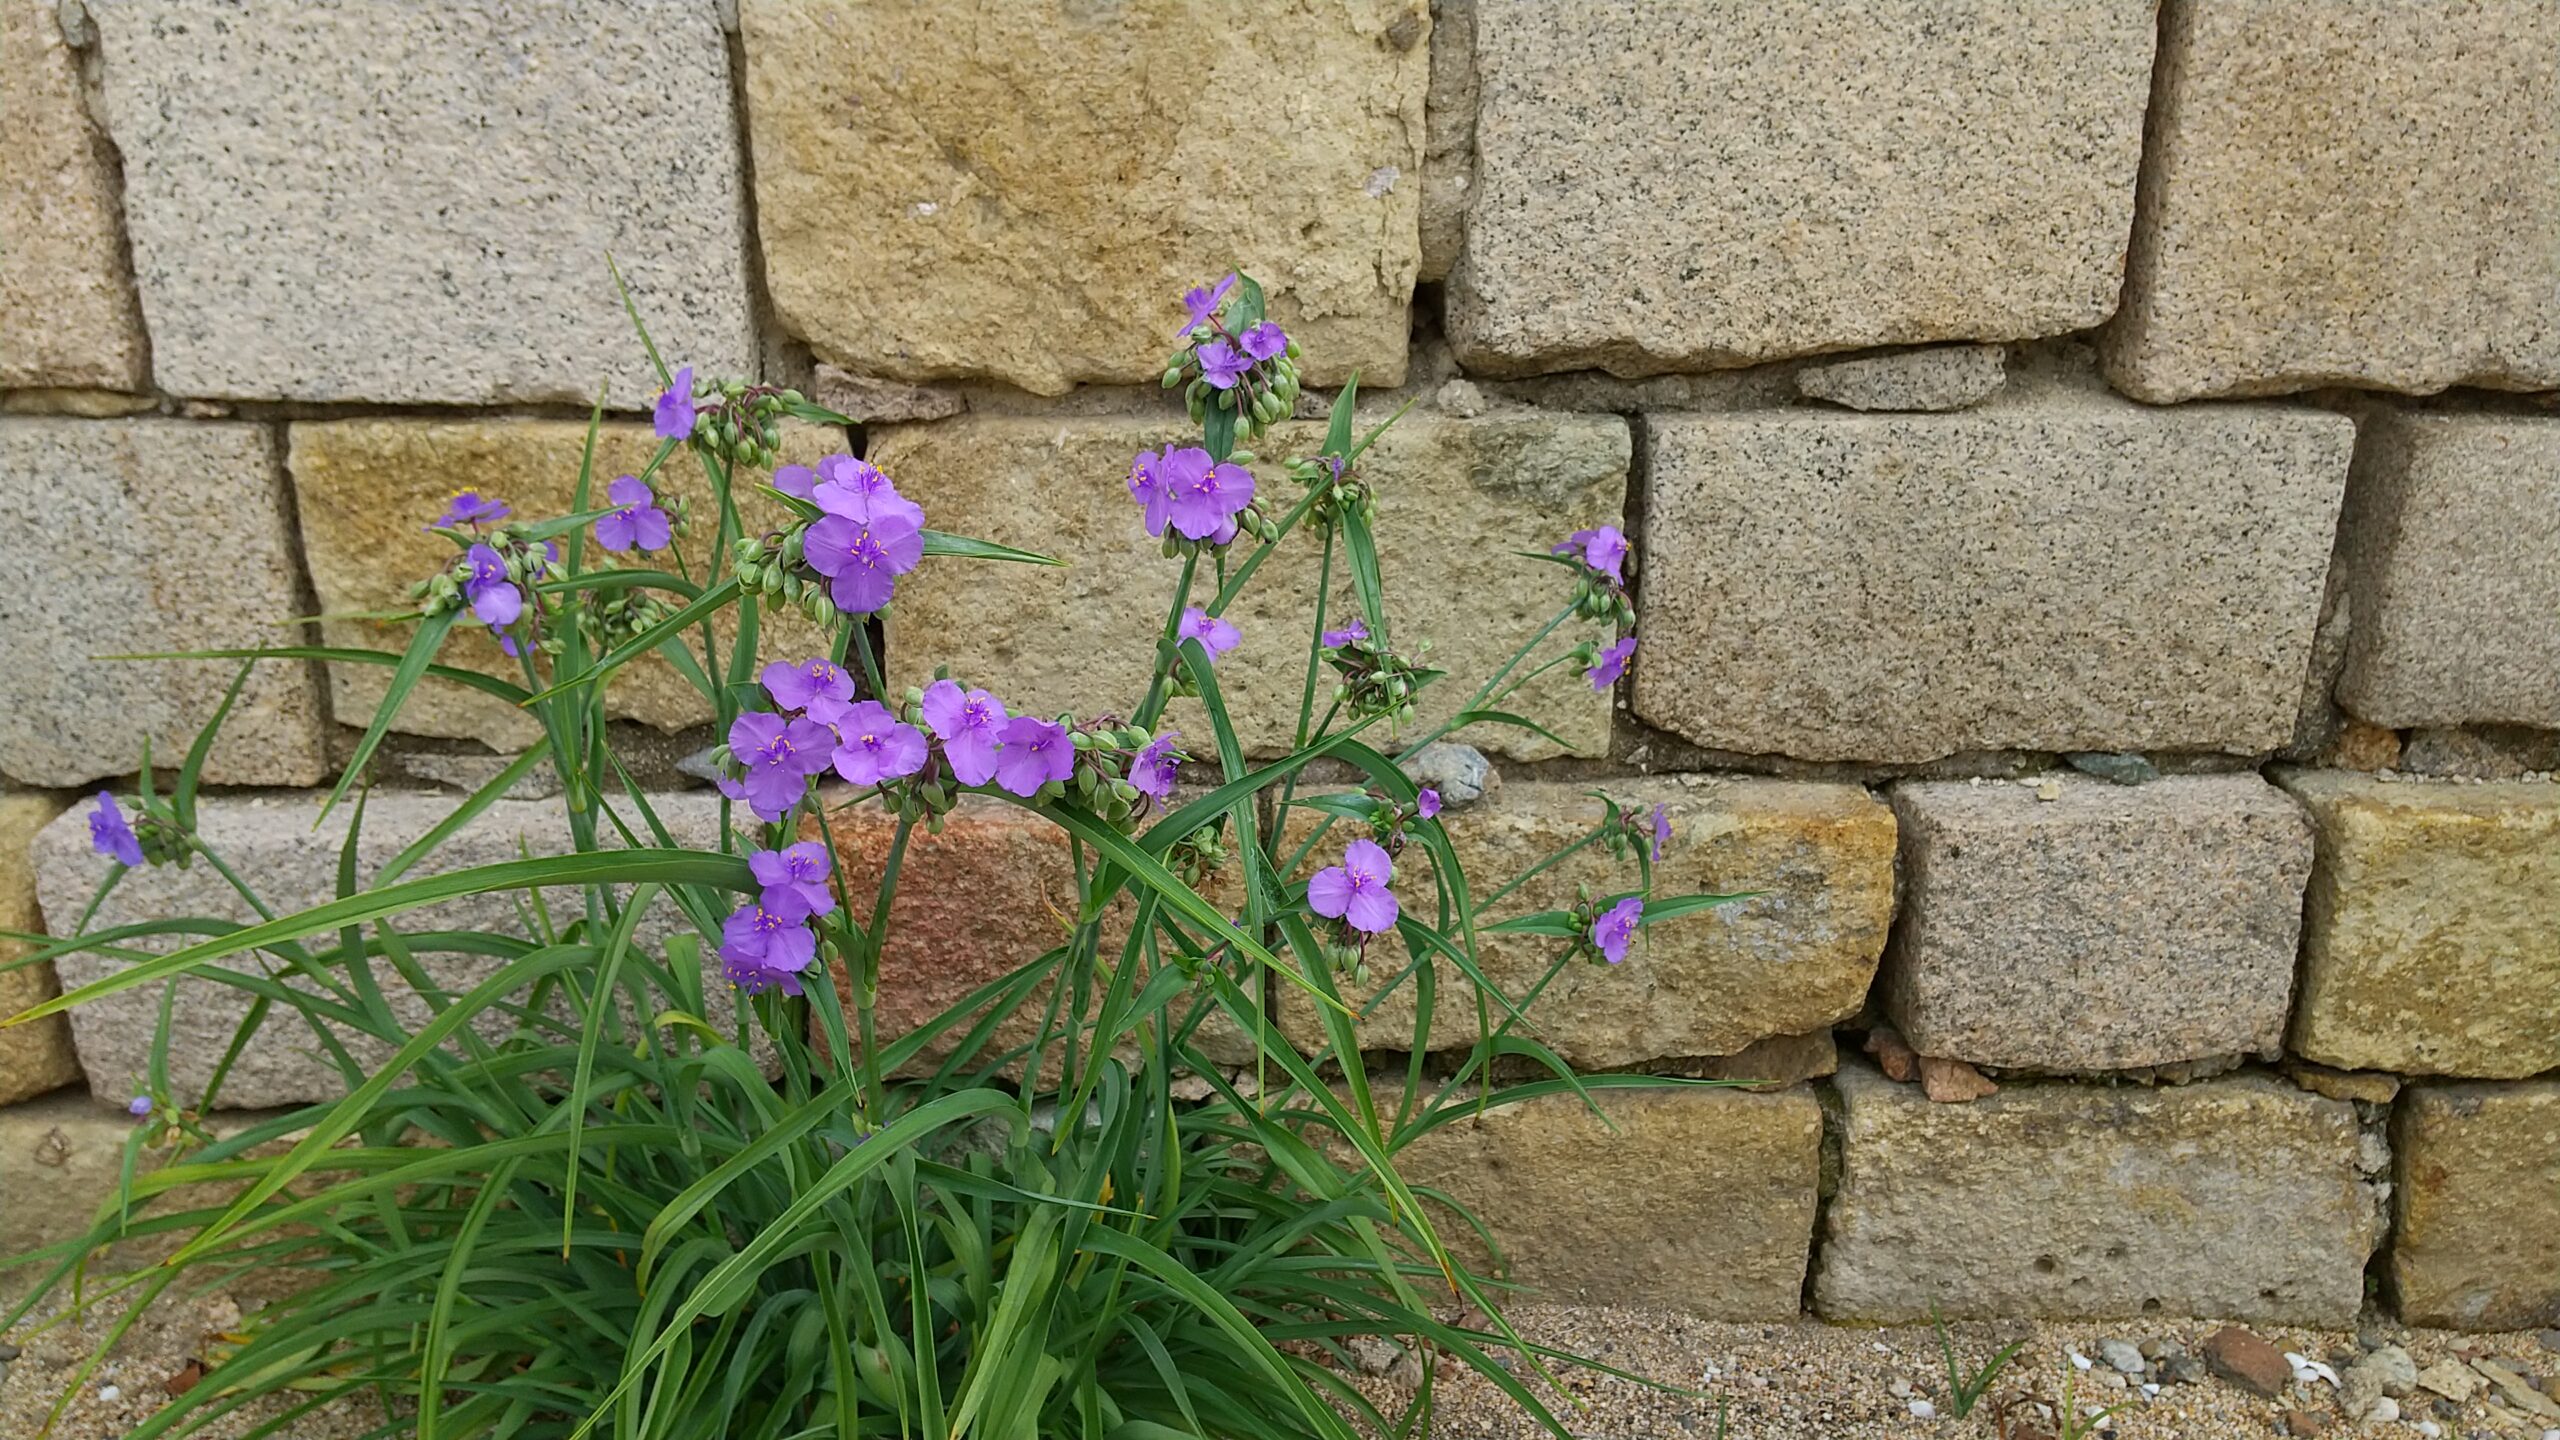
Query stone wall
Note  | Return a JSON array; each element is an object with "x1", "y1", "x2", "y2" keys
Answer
[{"x1": 2, "y1": 0, "x2": 2553, "y2": 1332}]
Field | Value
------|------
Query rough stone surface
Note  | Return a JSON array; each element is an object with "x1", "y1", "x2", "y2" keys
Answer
[
  {"x1": 812, "y1": 364, "x2": 964, "y2": 425},
  {"x1": 2282, "y1": 1060, "x2": 2401, "y2": 1108},
  {"x1": 2334, "y1": 414, "x2": 2560, "y2": 730},
  {"x1": 2104, "y1": 1, "x2": 2560, "y2": 402},
  {"x1": 0, "y1": 0, "x2": 148, "y2": 391},
  {"x1": 1396, "y1": 742, "x2": 1496, "y2": 810},
  {"x1": 1638, "y1": 396, "x2": 2355, "y2": 762},
  {"x1": 86, "y1": 0, "x2": 752, "y2": 404},
  {"x1": 1417, "y1": 0, "x2": 1475, "y2": 282},
  {"x1": 742, "y1": 0, "x2": 1427, "y2": 396},
  {"x1": 30, "y1": 791, "x2": 741, "y2": 1107},
  {"x1": 289, "y1": 419, "x2": 836, "y2": 748},
  {"x1": 1795, "y1": 346, "x2": 2007, "y2": 413},
  {"x1": 0, "y1": 419, "x2": 329, "y2": 787},
  {"x1": 1278, "y1": 776, "x2": 1896, "y2": 1067},
  {"x1": 1814, "y1": 1067, "x2": 2385, "y2": 1324},
  {"x1": 875, "y1": 413, "x2": 1628, "y2": 760},
  {"x1": 0, "y1": 794, "x2": 79, "y2": 1106},
  {"x1": 2391, "y1": 1081, "x2": 2560, "y2": 1331},
  {"x1": 0, "y1": 1091, "x2": 149, "y2": 1292},
  {"x1": 1883, "y1": 776, "x2": 2313, "y2": 1071},
  {"x1": 1447, "y1": 0, "x2": 2154, "y2": 377},
  {"x1": 1386, "y1": 1083, "x2": 1820, "y2": 1315},
  {"x1": 2281, "y1": 773, "x2": 2560, "y2": 1078},
  {"x1": 2400, "y1": 726, "x2": 2560, "y2": 781}
]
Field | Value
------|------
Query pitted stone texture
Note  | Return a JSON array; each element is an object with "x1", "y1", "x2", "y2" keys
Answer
[
  {"x1": 1389, "y1": 1083, "x2": 1820, "y2": 1316},
  {"x1": 1447, "y1": 0, "x2": 2153, "y2": 377},
  {"x1": 1637, "y1": 398, "x2": 2354, "y2": 762},
  {"x1": 31, "y1": 792, "x2": 742, "y2": 1108},
  {"x1": 85, "y1": 0, "x2": 751, "y2": 404},
  {"x1": 1417, "y1": 0, "x2": 1476, "y2": 282},
  {"x1": 289, "y1": 419, "x2": 837, "y2": 748},
  {"x1": 0, "y1": 419, "x2": 328, "y2": 787},
  {"x1": 2281, "y1": 773, "x2": 2560, "y2": 1079},
  {"x1": 875, "y1": 413, "x2": 1627, "y2": 760},
  {"x1": 0, "y1": 0, "x2": 147, "y2": 391},
  {"x1": 2104, "y1": 0, "x2": 2560, "y2": 402},
  {"x1": 1795, "y1": 346, "x2": 2007, "y2": 413},
  {"x1": 1883, "y1": 776, "x2": 2313, "y2": 1072},
  {"x1": 1277, "y1": 776, "x2": 1895, "y2": 1067},
  {"x1": 741, "y1": 0, "x2": 1426, "y2": 396},
  {"x1": 1815, "y1": 1067, "x2": 2384, "y2": 1324},
  {"x1": 2391, "y1": 1081, "x2": 2560, "y2": 1331},
  {"x1": 0, "y1": 793, "x2": 79, "y2": 1105},
  {"x1": 2335, "y1": 413, "x2": 2560, "y2": 730}
]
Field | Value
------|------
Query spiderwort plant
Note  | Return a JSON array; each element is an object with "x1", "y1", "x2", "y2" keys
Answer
[{"x1": 2, "y1": 268, "x2": 1755, "y2": 1440}]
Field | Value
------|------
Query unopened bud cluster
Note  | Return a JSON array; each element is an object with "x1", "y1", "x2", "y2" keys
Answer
[
  {"x1": 1327, "y1": 632, "x2": 1433, "y2": 728},
  {"x1": 686, "y1": 381, "x2": 801, "y2": 469},
  {"x1": 731, "y1": 527, "x2": 846, "y2": 626},
  {"x1": 1167, "y1": 334, "x2": 1303, "y2": 441},
  {"x1": 1286, "y1": 453, "x2": 1373, "y2": 528}
]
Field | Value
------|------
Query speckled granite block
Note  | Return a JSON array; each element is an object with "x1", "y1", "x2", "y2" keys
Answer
[
  {"x1": 1448, "y1": 0, "x2": 2155, "y2": 376},
  {"x1": 0, "y1": 0, "x2": 148, "y2": 391},
  {"x1": 86, "y1": 0, "x2": 752, "y2": 403},
  {"x1": 1636, "y1": 394, "x2": 2355, "y2": 762},
  {"x1": 1796, "y1": 346, "x2": 2007, "y2": 412},
  {"x1": 1883, "y1": 775, "x2": 2313, "y2": 1071},
  {"x1": 2105, "y1": 0, "x2": 2560, "y2": 401},
  {"x1": 2335, "y1": 412, "x2": 2560, "y2": 730}
]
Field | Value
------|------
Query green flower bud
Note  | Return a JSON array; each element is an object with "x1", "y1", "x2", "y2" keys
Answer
[{"x1": 1161, "y1": 366, "x2": 1183, "y2": 389}]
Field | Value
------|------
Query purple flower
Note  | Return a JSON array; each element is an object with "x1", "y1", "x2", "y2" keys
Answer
[
  {"x1": 772, "y1": 464, "x2": 817, "y2": 501},
  {"x1": 720, "y1": 896, "x2": 816, "y2": 997},
  {"x1": 1649, "y1": 803, "x2": 1671, "y2": 863},
  {"x1": 748, "y1": 841, "x2": 837, "y2": 917},
  {"x1": 1240, "y1": 322, "x2": 1288, "y2": 362},
  {"x1": 462, "y1": 544, "x2": 523, "y2": 628},
  {"x1": 1178, "y1": 607, "x2": 1241, "y2": 661},
  {"x1": 921, "y1": 679, "x2": 1007, "y2": 786},
  {"x1": 1415, "y1": 788, "x2": 1441, "y2": 820},
  {"x1": 1320, "y1": 617, "x2": 1368, "y2": 649},
  {"x1": 1154, "y1": 447, "x2": 1255, "y2": 542},
  {"x1": 1128, "y1": 449, "x2": 1176, "y2": 537},
  {"x1": 1591, "y1": 896, "x2": 1643, "y2": 963},
  {"x1": 429, "y1": 490, "x2": 510, "y2": 530},
  {"x1": 832, "y1": 700, "x2": 929, "y2": 786},
  {"x1": 127, "y1": 1095, "x2": 153, "y2": 1118},
  {"x1": 761, "y1": 657, "x2": 856, "y2": 727},
  {"x1": 813, "y1": 454, "x2": 925, "y2": 528},
  {"x1": 1175, "y1": 273, "x2": 1237, "y2": 337},
  {"x1": 1553, "y1": 525, "x2": 1629, "y2": 585},
  {"x1": 594, "y1": 474, "x2": 673, "y2": 553},
  {"x1": 1196, "y1": 340, "x2": 1250, "y2": 391},
  {"x1": 654, "y1": 365, "x2": 697, "y2": 442},
  {"x1": 88, "y1": 792, "x2": 143, "y2": 867},
  {"x1": 992, "y1": 714, "x2": 1074, "y2": 798},
  {"x1": 1308, "y1": 838, "x2": 1399, "y2": 935},
  {"x1": 805, "y1": 509, "x2": 925, "y2": 615},
  {"x1": 1129, "y1": 731, "x2": 1183, "y2": 802},
  {"x1": 726, "y1": 710, "x2": 836, "y2": 820},
  {"x1": 1586, "y1": 635, "x2": 1636, "y2": 691}
]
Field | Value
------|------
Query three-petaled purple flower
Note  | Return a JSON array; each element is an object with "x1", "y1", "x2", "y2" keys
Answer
[
  {"x1": 1553, "y1": 525, "x2": 1629, "y2": 585},
  {"x1": 813, "y1": 454, "x2": 925, "y2": 528},
  {"x1": 1586, "y1": 635, "x2": 1637, "y2": 691},
  {"x1": 429, "y1": 490, "x2": 510, "y2": 530},
  {"x1": 1591, "y1": 896, "x2": 1644, "y2": 964},
  {"x1": 832, "y1": 700, "x2": 929, "y2": 787},
  {"x1": 1128, "y1": 450, "x2": 1176, "y2": 537},
  {"x1": 720, "y1": 893, "x2": 815, "y2": 996},
  {"x1": 654, "y1": 365, "x2": 697, "y2": 442},
  {"x1": 462, "y1": 544, "x2": 523, "y2": 628},
  {"x1": 749, "y1": 841, "x2": 837, "y2": 917},
  {"x1": 1649, "y1": 803, "x2": 1671, "y2": 862},
  {"x1": 1175, "y1": 273, "x2": 1237, "y2": 337},
  {"x1": 127, "y1": 1095, "x2": 154, "y2": 1118},
  {"x1": 762, "y1": 657, "x2": 856, "y2": 727},
  {"x1": 1415, "y1": 788, "x2": 1441, "y2": 820},
  {"x1": 772, "y1": 464, "x2": 817, "y2": 501},
  {"x1": 726, "y1": 710, "x2": 835, "y2": 820},
  {"x1": 1129, "y1": 731, "x2": 1183, "y2": 802},
  {"x1": 1195, "y1": 341, "x2": 1250, "y2": 391},
  {"x1": 1308, "y1": 838, "x2": 1399, "y2": 935},
  {"x1": 921, "y1": 679, "x2": 1007, "y2": 786},
  {"x1": 1240, "y1": 322, "x2": 1288, "y2": 362},
  {"x1": 1153, "y1": 447, "x2": 1254, "y2": 542},
  {"x1": 1320, "y1": 617, "x2": 1368, "y2": 649},
  {"x1": 595, "y1": 474, "x2": 672, "y2": 553},
  {"x1": 88, "y1": 792, "x2": 143, "y2": 867},
  {"x1": 806, "y1": 510, "x2": 924, "y2": 615},
  {"x1": 1179, "y1": 607, "x2": 1241, "y2": 661},
  {"x1": 992, "y1": 715, "x2": 1074, "y2": 798}
]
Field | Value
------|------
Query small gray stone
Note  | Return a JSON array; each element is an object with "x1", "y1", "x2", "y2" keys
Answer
[
  {"x1": 2064, "y1": 751, "x2": 2163, "y2": 786},
  {"x1": 2161, "y1": 1355, "x2": 2207, "y2": 1386},
  {"x1": 1795, "y1": 346, "x2": 2006, "y2": 412},
  {"x1": 2099, "y1": 1339, "x2": 2147, "y2": 1375},
  {"x1": 675, "y1": 744, "x2": 729, "y2": 785},
  {"x1": 2538, "y1": 1330, "x2": 2560, "y2": 1355},
  {"x1": 1397, "y1": 742, "x2": 1497, "y2": 809},
  {"x1": 2399, "y1": 727, "x2": 2560, "y2": 781},
  {"x1": 87, "y1": 0, "x2": 753, "y2": 403},
  {"x1": 2358, "y1": 1346, "x2": 2419, "y2": 1399},
  {"x1": 812, "y1": 364, "x2": 966, "y2": 425}
]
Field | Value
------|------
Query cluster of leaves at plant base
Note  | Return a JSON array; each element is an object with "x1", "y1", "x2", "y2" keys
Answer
[{"x1": 0, "y1": 270, "x2": 1746, "y2": 1440}]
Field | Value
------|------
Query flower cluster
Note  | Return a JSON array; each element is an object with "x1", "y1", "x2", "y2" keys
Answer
[
  {"x1": 735, "y1": 454, "x2": 926, "y2": 623},
  {"x1": 1320, "y1": 620, "x2": 1433, "y2": 727},
  {"x1": 1552, "y1": 524, "x2": 1636, "y2": 628},
  {"x1": 1162, "y1": 273, "x2": 1303, "y2": 440},
  {"x1": 655, "y1": 364, "x2": 802, "y2": 470},
  {"x1": 1129, "y1": 447, "x2": 1272, "y2": 553},
  {"x1": 410, "y1": 496, "x2": 562, "y2": 659},
  {"x1": 721, "y1": 840, "x2": 838, "y2": 995}
]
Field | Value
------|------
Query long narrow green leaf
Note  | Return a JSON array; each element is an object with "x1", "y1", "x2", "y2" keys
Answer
[
  {"x1": 319, "y1": 609, "x2": 458, "y2": 824},
  {"x1": 521, "y1": 576, "x2": 741, "y2": 706},
  {"x1": 97, "y1": 644, "x2": 530, "y2": 702}
]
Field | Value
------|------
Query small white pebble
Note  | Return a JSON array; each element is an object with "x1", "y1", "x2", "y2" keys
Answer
[
  {"x1": 2140, "y1": 1382, "x2": 2161, "y2": 1398},
  {"x1": 2070, "y1": 1349, "x2": 2093, "y2": 1370},
  {"x1": 2363, "y1": 1397, "x2": 2399, "y2": 1423},
  {"x1": 2541, "y1": 1429, "x2": 2558, "y2": 1440},
  {"x1": 1872, "y1": 1341, "x2": 1891, "y2": 1353},
  {"x1": 1908, "y1": 1399, "x2": 1937, "y2": 1421},
  {"x1": 2416, "y1": 1423, "x2": 2440, "y2": 1438},
  {"x1": 99, "y1": 1385, "x2": 122, "y2": 1403}
]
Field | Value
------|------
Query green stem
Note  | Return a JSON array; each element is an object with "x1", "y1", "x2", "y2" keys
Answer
[{"x1": 1132, "y1": 551, "x2": 1200, "y2": 730}]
